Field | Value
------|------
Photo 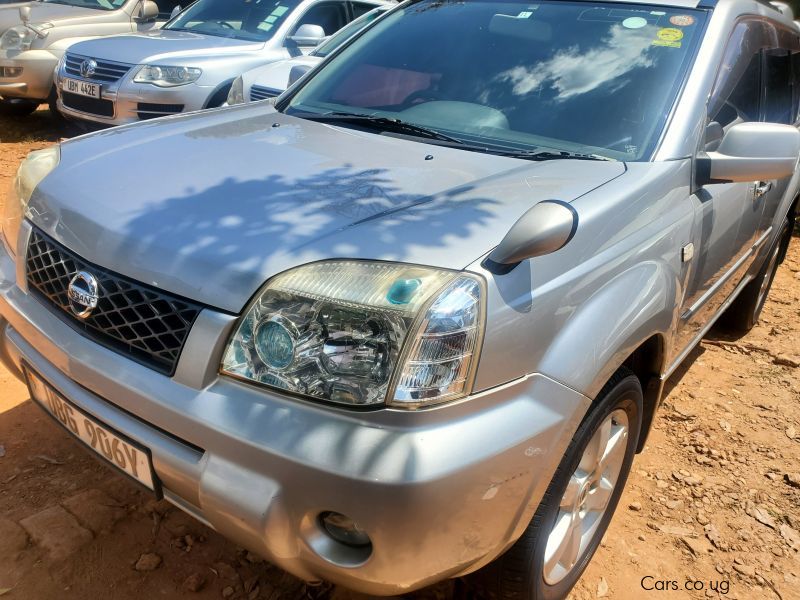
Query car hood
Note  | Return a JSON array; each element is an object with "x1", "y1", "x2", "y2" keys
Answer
[
  {"x1": 31, "y1": 105, "x2": 626, "y2": 313},
  {"x1": 0, "y1": 1, "x2": 102, "y2": 31},
  {"x1": 69, "y1": 29, "x2": 263, "y2": 64}
]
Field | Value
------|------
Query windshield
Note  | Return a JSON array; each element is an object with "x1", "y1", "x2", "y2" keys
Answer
[
  {"x1": 313, "y1": 6, "x2": 388, "y2": 58},
  {"x1": 284, "y1": 0, "x2": 706, "y2": 160},
  {"x1": 165, "y1": 0, "x2": 302, "y2": 42},
  {"x1": 38, "y1": 0, "x2": 126, "y2": 10}
]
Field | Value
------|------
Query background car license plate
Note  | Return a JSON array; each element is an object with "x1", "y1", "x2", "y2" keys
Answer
[
  {"x1": 62, "y1": 77, "x2": 101, "y2": 99},
  {"x1": 23, "y1": 367, "x2": 156, "y2": 491}
]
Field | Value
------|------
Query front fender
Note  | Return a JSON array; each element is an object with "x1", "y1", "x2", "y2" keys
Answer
[{"x1": 537, "y1": 260, "x2": 675, "y2": 400}]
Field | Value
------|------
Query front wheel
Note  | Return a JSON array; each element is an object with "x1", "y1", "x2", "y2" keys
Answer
[
  {"x1": 0, "y1": 97, "x2": 39, "y2": 117},
  {"x1": 472, "y1": 369, "x2": 642, "y2": 600}
]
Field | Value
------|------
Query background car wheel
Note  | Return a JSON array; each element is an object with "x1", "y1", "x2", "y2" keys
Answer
[
  {"x1": 47, "y1": 86, "x2": 66, "y2": 123},
  {"x1": 470, "y1": 368, "x2": 642, "y2": 600},
  {"x1": 719, "y1": 219, "x2": 791, "y2": 334},
  {"x1": 0, "y1": 98, "x2": 40, "y2": 117}
]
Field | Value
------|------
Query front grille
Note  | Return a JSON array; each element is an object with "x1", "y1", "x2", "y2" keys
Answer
[
  {"x1": 64, "y1": 52, "x2": 133, "y2": 83},
  {"x1": 26, "y1": 229, "x2": 204, "y2": 375},
  {"x1": 137, "y1": 102, "x2": 184, "y2": 120},
  {"x1": 250, "y1": 85, "x2": 281, "y2": 102},
  {"x1": 61, "y1": 92, "x2": 114, "y2": 118}
]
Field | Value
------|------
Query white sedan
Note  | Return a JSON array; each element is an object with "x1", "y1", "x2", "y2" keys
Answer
[{"x1": 227, "y1": 4, "x2": 389, "y2": 104}]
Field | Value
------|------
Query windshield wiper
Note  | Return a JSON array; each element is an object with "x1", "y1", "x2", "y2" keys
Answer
[
  {"x1": 297, "y1": 112, "x2": 466, "y2": 145},
  {"x1": 491, "y1": 149, "x2": 615, "y2": 162}
]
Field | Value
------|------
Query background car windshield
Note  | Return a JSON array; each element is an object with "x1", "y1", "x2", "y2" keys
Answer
[
  {"x1": 40, "y1": 0, "x2": 126, "y2": 10},
  {"x1": 286, "y1": 0, "x2": 706, "y2": 160},
  {"x1": 166, "y1": 0, "x2": 302, "y2": 42},
  {"x1": 313, "y1": 7, "x2": 388, "y2": 58}
]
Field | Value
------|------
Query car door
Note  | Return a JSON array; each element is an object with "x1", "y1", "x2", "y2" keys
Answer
[
  {"x1": 757, "y1": 24, "x2": 800, "y2": 237},
  {"x1": 286, "y1": 0, "x2": 351, "y2": 55},
  {"x1": 673, "y1": 20, "x2": 770, "y2": 355}
]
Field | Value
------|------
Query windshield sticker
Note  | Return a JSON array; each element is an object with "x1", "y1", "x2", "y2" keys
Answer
[
  {"x1": 517, "y1": 11, "x2": 534, "y2": 18},
  {"x1": 271, "y1": 5, "x2": 290, "y2": 17},
  {"x1": 650, "y1": 11, "x2": 666, "y2": 15},
  {"x1": 655, "y1": 27, "x2": 683, "y2": 42},
  {"x1": 669, "y1": 15, "x2": 695, "y2": 26},
  {"x1": 622, "y1": 17, "x2": 648, "y2": 29}
]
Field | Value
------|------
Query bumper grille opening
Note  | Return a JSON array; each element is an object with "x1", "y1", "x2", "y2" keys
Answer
[
  {"x1": 137, "y1": 103, "x2": 184, "y2": 120},
  {"x1": 61, "y1": 92, "x2": 114, "y2": 118},
  {"x1": 250, "y1": 85, "x2": 281, "y2": 102},
  {"x1": 26, "y1": 228, "x2": 205, "y2": 376}
]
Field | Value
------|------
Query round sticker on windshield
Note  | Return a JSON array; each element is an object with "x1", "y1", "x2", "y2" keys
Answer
[
  {"x1": 622, "y1": 17, "x2": 648, "y2": 29},
  {"x1": 669, "y1": 15, "x2": 695, "y2": 26},
  {"x1": 657, "y1": 27, "x2": 684, "y2": 42}
]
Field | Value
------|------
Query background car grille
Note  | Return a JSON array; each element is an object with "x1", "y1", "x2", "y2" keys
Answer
[
  {"x1": 26, "y1": 229, "x2": 204, "y2": 376},
  {"x1": 64, "y1": 53, "x2": 133, "y2": 83},
  {"x1": 137, "y1": 103, "x2": 184, "y2": 120},
  {"x1": 250, "y1": 85, "x2": 282, "y2": 102},
  {"x1": 61, "y1": 92, "x2": 114, "y2": 118}
]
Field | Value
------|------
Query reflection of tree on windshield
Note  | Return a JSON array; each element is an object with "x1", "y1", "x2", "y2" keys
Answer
[{"x1": 495, "y1": 25, "x2": 655, "y2": 101}]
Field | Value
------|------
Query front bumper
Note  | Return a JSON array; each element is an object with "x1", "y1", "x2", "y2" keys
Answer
[
  {"x1": 0, "y1": 49, "x2": 58, "y2": 101},
  {"x1": 0, "y1": 223, "x2": 589, "y2": 595},
  {"x1": 55, "y1": 65, "x2": 216, "y2": 125}
]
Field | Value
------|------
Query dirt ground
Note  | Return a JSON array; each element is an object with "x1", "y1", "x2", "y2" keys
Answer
[{"x1": 1, "y1": 108, "x2": 799, "y2": 600}]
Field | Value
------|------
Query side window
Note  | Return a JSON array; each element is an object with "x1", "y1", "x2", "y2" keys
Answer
[
  {"x1": 154, "y1": 0, "x2": 184, "y2": 20},
  {"x1": 291, "y1": 2, "x2": 349, "y2": 39},
  {"x1": 792, "y1": 48, "x2": 800, "y2": 122},
  {"x1": 707, "y1": 21, "x2": 765, "y2": 141},
  {"x1": 351, "y1": 2, "x2": 376, "y2": 19},
  {"x1": 764, "y1": 48, "x2": 792, "y2": 123}
]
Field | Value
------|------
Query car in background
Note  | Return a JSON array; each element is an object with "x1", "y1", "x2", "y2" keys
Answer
[
  {"x1": 227, "y1": 4, "x2": 389, "y2": 105},
  {"x1": 0, "y1": 0, "x2": 180, "y2": 116},
  {"x1": 55, "y1": 0, "x2": 389, "y2": 125}
]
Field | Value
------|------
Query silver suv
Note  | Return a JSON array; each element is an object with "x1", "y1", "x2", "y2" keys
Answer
[
  {"x1": 0, "y1": 0, "x2": 179, "y2": 116},
  {"x1": 1, "y1": 0, "x2": 798, "y2": 598},
  {"x1": 55, "y1": 0, "x2": 388, "y2": 124}
]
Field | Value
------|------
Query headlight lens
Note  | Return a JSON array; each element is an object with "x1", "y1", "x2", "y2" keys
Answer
[
  {"x1": 2, "y1": 146, "x2": 60, "y2": 257},
  {"x1": 221, "y1": 261, "x2": 484, "y2": 408},
  {"x1": 226, "y1": 75, "x2": 245, "y2": 105},
  {"x1": 0, "y1": 26, "x2": 36, "y2": 51},
  {"x1": 133, "y1": 65, "x2": 202, "y2": 87}
]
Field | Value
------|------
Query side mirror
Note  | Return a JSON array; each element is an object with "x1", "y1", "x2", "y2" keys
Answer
[
  {"x1": 170, "y1": 5, "x2": 182, "y2": 19},
  {"x1": 484, "y1": 200, "x2": 578, "y2": 273},
  {"x1": 287, "y1": 24, "x2": 326, "y2": 46},
  {"x1": 697, "y1": 122, "x2": 800, "y2": 185},
  {"x1": 19, "y1": 5, "x2": 31, "y2": 23},
  {"x1": 288, "y1": 64, "x2": 312, "y2": 86},
  {"x1": 134, "y1": 0, "x2": 159, "y2": 23}
]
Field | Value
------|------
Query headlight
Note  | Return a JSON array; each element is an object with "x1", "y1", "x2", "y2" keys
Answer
[
  {"x1": 221, "y1": 261, "x2": 485, "y2": 409},
  {"x1": 0, "y1": 26, "x2": 36, "y2": 51},
  {"x1": 227, "y1": 75, "x2": 245, "y2": 105},
  {"x1": 2, "y1": 146, "x2": 60, "y2": 257},
  {"x1": 133, "y1": 64, "x2": 202, "y2": 87}
]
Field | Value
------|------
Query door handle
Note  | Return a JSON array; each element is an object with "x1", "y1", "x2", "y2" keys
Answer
[{"x1": 754, "y1": 181, "x2": 773, "y2": 199}]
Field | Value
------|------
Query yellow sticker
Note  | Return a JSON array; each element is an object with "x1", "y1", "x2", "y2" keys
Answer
[
  {"x1": 652, "y1": 39, "x2": 682, "y2": 48},
  {"x1": 656, "y1": 27, "x2": 684, "y2": 42}
]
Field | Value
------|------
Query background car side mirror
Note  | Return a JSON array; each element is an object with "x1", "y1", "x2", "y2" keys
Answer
[
  {"x1": 19, "y1": 5, "x2": 30, "y2": 23},
  {"x1": 696, "y1": 122, "x2": 800, "y2": 185},
  {"x1": 287, "y1": 24, "x2": 326, "y2": 47},
  {"x1": 170, "y1": 5, "x2": 182, "y2": 19},
  {"x1": 134, "y1": 0, "x2": 160, "y2": 23}
]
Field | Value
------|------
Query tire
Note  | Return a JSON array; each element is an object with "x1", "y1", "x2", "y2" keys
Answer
[
  {"x1": 470, "y1": 369, "x2": 643, "y2": 600},
  {"x1": 719, "y1": 219, "x2": 790, "y2": 333},
  {"x1": 205, "y1": 83, "x2": 233, "y2": 109},
  {"x1": 47, "y1": 87, "x2": 66, "y2": 123},
  {"x1": 0, "y1": 97, "x2": 39, "y2": 117}
]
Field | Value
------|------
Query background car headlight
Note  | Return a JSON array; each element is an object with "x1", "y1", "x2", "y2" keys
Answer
[
  {"x1": 2, "y1": 146, "x2": 60, "y2": 258},
  {"x1": 221, "y1": 261, "x2": 485, "y2": 408},
  {"x1": 0, "y1": 26, "x2": 36, "y2": 51},
  {"x1": 133, "y1": 65, "x2": 202, "y2": 87},
  {"x1": 227, "y1": 75, "x2": 245, "y2": 105}
]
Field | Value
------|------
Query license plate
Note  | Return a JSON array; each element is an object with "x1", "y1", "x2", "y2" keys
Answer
[
  {"x1": 23, "y1": 366, "x2": 157, "y2": 491},
  {"x1": 61, "y1": 77, "x2": 101, "y2": 99}
]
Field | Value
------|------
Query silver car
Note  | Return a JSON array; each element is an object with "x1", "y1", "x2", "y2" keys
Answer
[
  {"x1": 0, "y1": 0, "x2": 179, "y2": 116},
  {"x1": 2, "y1": 0, "x2": 799, "y2": 598},
  {"x1": 55, "y1": 0, "x2": 388, "y2": 124},
  {"x1": 227, "y1": 5, "x2": 389, "y2": 105}
]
